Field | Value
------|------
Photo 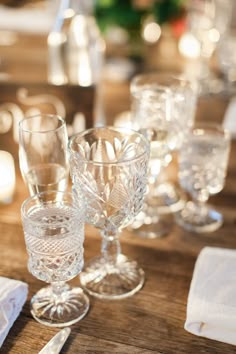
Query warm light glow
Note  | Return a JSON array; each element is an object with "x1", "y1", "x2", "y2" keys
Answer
[
  {"x1": 143, "y1": 22, "x2": 161, "y2": 43},
  {"x1": 69, "y1": 15, "x2": 93, "y2": 86},
  {"x1": 47, "y1": 31, "x2": 68, "y2": 86},
  {"x1": 73, "y1": 15, "x2": 87, "y2": 46},
  {"x1": 65, "y1": 8, "x2": 75, "y2": 19},
  {"x1": 47, "y1": 31, "x2": 66, "y2": 46},
  {"x1": 179, "y1": 33, "x2": 201, "y2": 59},
  {"x1": 0, "y1": 151, "x2": 15, "y2": 204},
  {"x1": 208, "y1": 28, "x2": 220, "y2": 43}
]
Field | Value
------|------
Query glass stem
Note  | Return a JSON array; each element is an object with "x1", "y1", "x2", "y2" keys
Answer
[
  {"x1": 193, "y1": 198, "x2": 208, "y2": 218},
  {"x1": 101, "y1": 229, "x2": 121, "y2": 266},
  {"x1": 51, "y1": 281, "x2": 68, "y2": 296}
]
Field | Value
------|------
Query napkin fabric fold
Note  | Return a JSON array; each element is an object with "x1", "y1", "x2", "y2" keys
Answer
[
  {"x1": 0, "y1": 276, "x2": 28, "y2": 347},
  {"x1": 185, "y1": 247, "x2": 236, "y2": 345}
]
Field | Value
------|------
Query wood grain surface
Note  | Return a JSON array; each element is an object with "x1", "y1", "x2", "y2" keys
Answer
[{"x1": 0, "y1": 34, "x2": 236, "y2": 354}]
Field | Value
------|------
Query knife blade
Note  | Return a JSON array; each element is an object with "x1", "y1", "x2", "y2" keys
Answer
[{"x1": 38, "y1": 328, "x2": 71, "y2": 354}]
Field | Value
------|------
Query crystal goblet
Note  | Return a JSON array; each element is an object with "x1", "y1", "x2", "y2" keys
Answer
[
  {"x1": 69, "y1": 127, "x2": 150, "y2": 299},
  {"x1": 130, "y1": 73, "x2": 197, "y2": 238},
  {"x1": 21, "y1": 190, "x2": 89, "y2": 327},
  {"x1": 175, "y1": 123, "x2": 231, "y2": 232}
]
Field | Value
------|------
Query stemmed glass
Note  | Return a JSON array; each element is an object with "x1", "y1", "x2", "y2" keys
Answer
[
  {"x1": 69, "y1": 127, "x2": 150, "y2": 299},
  {"x1": 130, "y1": 73, "x2": 197, "y2": 238},
  {"x1": 175, "y1": 123, "x2": 231, "y2": 232},
  {"x1": 19, "y1": 114, "x2": 69, "y2": 195},
  {"x1": 21, "y1": 190, "x2": 89, "y2": 327}
]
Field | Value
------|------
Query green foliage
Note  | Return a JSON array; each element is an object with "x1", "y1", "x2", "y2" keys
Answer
[
  {"x1": 95, "y1": 0, "x2": 187, "y2": 32},
  {"x1": 153, "y1": 0, "x2": 186, "y2": 24},
  {"x1": 95, "y1": 0, "x2": 145, "y2": 32}
]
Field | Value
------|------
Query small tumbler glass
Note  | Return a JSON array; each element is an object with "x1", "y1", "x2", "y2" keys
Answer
[{"x1": 21, "y1": 190, "x2": 89, "y2": 327}]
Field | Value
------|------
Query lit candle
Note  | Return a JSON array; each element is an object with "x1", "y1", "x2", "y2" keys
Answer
[{"x1": 0, "y1": 151, "x2": 16, "y2": 204}]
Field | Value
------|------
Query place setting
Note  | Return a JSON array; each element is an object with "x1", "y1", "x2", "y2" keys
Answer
[{"x1": 0, "y1": 0, "x2": 236, "y2": 353}]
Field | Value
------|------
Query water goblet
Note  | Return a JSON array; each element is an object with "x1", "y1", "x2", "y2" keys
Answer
[
  {"x1": 19, "y1": 114, "x2": 69, "y2": 196},
  {"x1": 129, "y1": 73, "x2": 197, "y2": 238},
  {"x1": 175, "y1": 123, "x2": 231, "y2": 233},
  {"x1": 21, "y1": 190, "x2": 89, "y2": 327},
  {"x1": 69, "y1": 127, "x2": 150, "y2": 299}
]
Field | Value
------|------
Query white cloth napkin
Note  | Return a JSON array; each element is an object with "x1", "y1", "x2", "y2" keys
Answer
[
  {"x1": 185, "y1": 247, "x2": 236, "y2": 345},
  {"x1": 0, "y1": 277, "x2": 28, "y2": 348},
  {"x1": 223, "y1": 98, "x2": 236, "y2": 139}
]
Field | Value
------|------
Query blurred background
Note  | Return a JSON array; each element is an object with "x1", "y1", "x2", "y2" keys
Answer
[{"x1": 0, "y1": 0, "x2": 235, "y2": 130}]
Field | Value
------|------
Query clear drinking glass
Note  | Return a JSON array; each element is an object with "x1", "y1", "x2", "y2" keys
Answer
[
  {"x1": 131, "y1": 73, "x2": 197, "y2": 151},
  {"x1": 21, "y1": 190, "x2": 89, "y2": 327},
  {"x1": 69, "y1": 127, "x2": 150, "y2": 299},
  {"x1": 175, "y1": 123, "x2": 231, "y2": 233},
  {"x1": 19, "y1": 114, "x2": 69, "y2": 195},
  {"x1": 130, "y1": 73, "x2": 197, "y2": 238}
]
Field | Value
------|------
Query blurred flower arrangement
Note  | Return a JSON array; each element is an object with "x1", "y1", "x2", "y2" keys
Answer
[{"x1": 95, "y1": 0, "x2": 187, "y2": 46}]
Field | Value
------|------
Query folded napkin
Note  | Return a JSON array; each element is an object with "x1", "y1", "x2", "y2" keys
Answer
[
  {"x1": 185, "y1": 247, "x2": 236, "y2": 345},
  {"x1": 223, "y1": 98, "x2": 236, "y2": 139},
  {"x1": 0, "y1": 277, "x2": 28, "y2": 347}
]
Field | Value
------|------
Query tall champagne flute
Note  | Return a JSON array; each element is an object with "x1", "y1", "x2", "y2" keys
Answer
[
  {"x1": 19, "y1": 114, "x2": 69, "y2": 195},
  {"x1": 69, "y1": 127, "x2": 150, "y2": 299},
  {"x1": 176, "y1": 123, "x2": 231, "y2": 232},
  {"x1": 21, "y1": 190, "x2": 89, "y2": 327}
]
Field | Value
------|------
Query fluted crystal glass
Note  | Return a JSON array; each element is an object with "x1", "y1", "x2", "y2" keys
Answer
[
  {"x1": 69, "y1": 127, "x2": 149, "y2": 299},
  {"x1": 21, "y1": 190, "x2": 89, "y2": 327},
  {"x1": 176, "y1": 123, "x2": 231, "y2": 232}
]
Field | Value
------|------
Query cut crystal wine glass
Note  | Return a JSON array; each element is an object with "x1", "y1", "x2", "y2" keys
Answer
[
  {"x1": 175, "y1": 123, "x2": 231, "y2": 233},
  {"x1": 19, "y1": 114, "x2": 69, "y2": 196},
  {"x1": 69, "y1": 127, "x2": 150, "y2": 299},
  {"x1": 21, "y1": 190, "x2": 89, "y2": 327}
]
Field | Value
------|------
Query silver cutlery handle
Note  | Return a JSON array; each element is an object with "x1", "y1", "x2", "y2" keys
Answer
[{"x1": 38, "y1": 328, "x2": 71, "y2": 354}]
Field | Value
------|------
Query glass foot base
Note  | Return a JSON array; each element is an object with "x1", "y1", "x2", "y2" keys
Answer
[
  {"x1": 80, "y1": 255, "x2": 145, "y2": 300},
  {"x1": 31, "y1": 284, "x2": 89, "y2": 327},
  {"x1": 147, "y1": 182, "x2": 186, "y2": 214},
  {"x1": 175, "y1": 201, "x2": 223, "y2": 233},
  {"x1": 129, "y1": 207, "x2": 174, "y2": 239}
]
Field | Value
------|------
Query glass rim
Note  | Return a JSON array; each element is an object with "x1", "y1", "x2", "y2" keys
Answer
[
  {"x1": 21, "y1": 190, "x2": 76, "y2": 224},
  {"x1": 131, "y1": 84, "x2": 172, "y2": 100},
  {"x1": 19, "y1": 114, "x2": 66, "y2": 134},
  {"x1": 130, "y1": 72, "x2": 198, "y2": 97},
  {"x1": 68, "y1": 126, "x2": 150, "y2": 166},
  {"x1": 131, "y1": 72, "x2": 193, "y2": 87}
]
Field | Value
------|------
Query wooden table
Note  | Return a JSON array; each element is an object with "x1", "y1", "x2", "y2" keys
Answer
[{"x1": 1, "y1": 35, "x2": 236, "y2": 354}]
